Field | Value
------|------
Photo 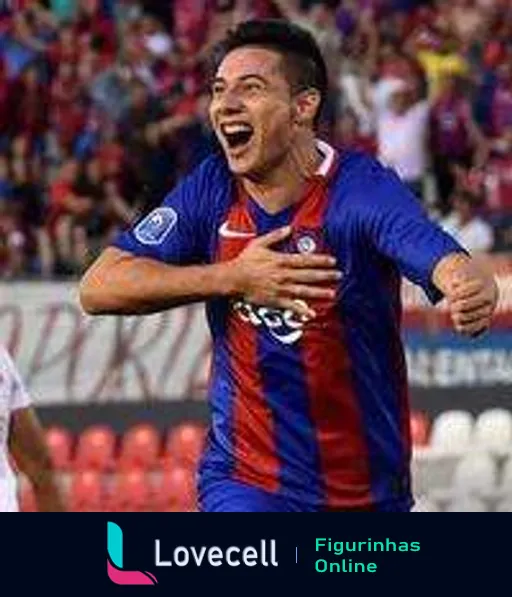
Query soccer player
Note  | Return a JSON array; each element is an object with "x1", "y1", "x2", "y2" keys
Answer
[
  {"x1": 79, "y1": 20, "x2": 498, "y2": 512},
  {"x1": 0, "y1": 345, "x2": 65, "y2": 512}
]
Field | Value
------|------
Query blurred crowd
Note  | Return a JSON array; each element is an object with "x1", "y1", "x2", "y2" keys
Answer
[{"x1": 0, "y1": 0, "x2": 511, "y2": 279}]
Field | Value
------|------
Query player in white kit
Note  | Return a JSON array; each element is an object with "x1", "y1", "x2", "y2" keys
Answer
[{"x1": 0, "y1": 346, "x2": 65, "y2": 512}]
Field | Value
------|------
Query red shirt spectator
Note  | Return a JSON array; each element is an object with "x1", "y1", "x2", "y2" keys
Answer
[
  {"x1": 483, "y1": 40, "x2": 505, "y2": 70},
  {"x1": 172, "y1": 93, "x2": 200, "y2": 118},
  {"x1": 47, "y1": 159, "x2": 80, "y2": 233},
  {"x1": 47, "y1": 24, "x2": 81, "y2": 70},
  {"x1": 251, "y1": 0, "x2": 282, "y2": 19},
  {"x1": 0, "y1": 59, "x2": 12, "y2": 137},
  {"x1": 430, "y1": 83, "x2": 473, "y2": 159},
  {"x1": 10, "y1": 65, "x2": 48, "y2": 140},
  {"x1": 173, "y1": 0, "x2": 212, "y2": 52},
  {"x1": 335, "y1": 110, "x2": 377, "y2": 155},
  {"x1": 54, "y1": 104, "x2": 87, "y2": 153},
  {"x1": 486, "y1": 156, "x2": 512, "y2": 212},
  {"x1": 50, "y1": 63, "x2": 80, "y2": 111},
  {"x1": 6, "y1": 0, "x2": 32, "y2": 10},
  {"x1": 74, "y1": 0, "x2": 116, "y2": 60},
  {"x1": 153, "y1": 57, "x2": 181, "y2": 96},
  {"x1": 491, "y1": 64, "x2": 512, "y2": 139},
  {"x1": 0, "y1": 205, "x2": 26, "y2": 278},
  {"x1": 97, "y1": 138, "x2": 125, "y2": 179}
]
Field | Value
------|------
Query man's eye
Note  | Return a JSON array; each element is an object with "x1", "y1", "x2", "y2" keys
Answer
[
  {"x1": 244, "y1": 83, "x2": 263, "y2": 93},
  {"x1": 212, "y1": 86, "x2": 224, "y2": 96}
]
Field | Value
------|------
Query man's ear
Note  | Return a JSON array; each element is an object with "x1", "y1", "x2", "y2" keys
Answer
[{"x1": 293, "y1": 89, "x2": 322, "y2": 126}]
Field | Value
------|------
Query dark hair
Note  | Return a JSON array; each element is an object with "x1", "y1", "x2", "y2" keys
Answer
[{"x1": 209, "y1": 19, "x2": 328, "y2": 125}]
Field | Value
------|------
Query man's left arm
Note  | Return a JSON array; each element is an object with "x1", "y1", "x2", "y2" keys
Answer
[
  {"x1": 363, "y1": 164, "x2": 499, "y2": 336},
  {"x1": 431, "y1": 252, "x2": 498, "y2": 336},
  {"x1": 9, "y1": 407, "x2": 66, "y2": 512}
]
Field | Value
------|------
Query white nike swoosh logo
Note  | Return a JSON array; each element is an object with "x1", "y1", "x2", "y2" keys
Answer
[{"x1": 218, "y1": 221, "x2": 256, "y2": 239}]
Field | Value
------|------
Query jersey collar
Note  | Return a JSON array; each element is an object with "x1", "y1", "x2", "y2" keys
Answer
[{"x1": 315, "y1": 139, "x2": 339, "y2": 182}]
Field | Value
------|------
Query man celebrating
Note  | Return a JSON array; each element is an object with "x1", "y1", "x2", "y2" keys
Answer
[{"x1": 79, "y1": 20, "x2": 498, "y2": 512}]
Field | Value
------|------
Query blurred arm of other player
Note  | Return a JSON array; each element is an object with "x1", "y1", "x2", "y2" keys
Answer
[
  {"x1": 1, "y1": 346, "x2": 65, "y2": 512},
  {"x1": 9, "y1": 407, "x2": 66, "y2": 512},
  {"x1": 363, "y1": 164, "x2": 498, "y2": 338}
]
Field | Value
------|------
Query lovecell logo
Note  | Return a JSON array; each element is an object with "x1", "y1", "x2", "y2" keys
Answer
[{"x1": 107, "y1": 522, "x2": 158, "y2": 585}]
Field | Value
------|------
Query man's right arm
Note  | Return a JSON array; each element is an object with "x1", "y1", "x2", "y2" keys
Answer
[
  {"x1": 79, "y1": 246, "x2": 237, "y2": 315},
  {"x1": 79, "y1": 159, "x2": 234, "y2": 316},
  {"x1": 79, "y1": 228, "x2": 341, "y2": 319}
]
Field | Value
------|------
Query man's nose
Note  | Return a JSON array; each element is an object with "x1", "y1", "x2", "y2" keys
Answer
[{"x1": 217, "y1": 88, "x2": 244, "y2": 114}]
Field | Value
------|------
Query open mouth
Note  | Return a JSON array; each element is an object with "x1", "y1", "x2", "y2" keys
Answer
[{"x1": 220, "y1": 122, "x2": 254, "y2": 151}]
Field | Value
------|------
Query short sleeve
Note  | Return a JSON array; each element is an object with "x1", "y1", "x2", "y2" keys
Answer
[
  {"x1": 0, "y1": 347, "x2": 31, "y2": 412},
  {"x1": 112, "y1": 157, "x2": 220, "y2": 265},
  {"x1": 361, "y1": 165, "x2": 466, "y2": 303}
]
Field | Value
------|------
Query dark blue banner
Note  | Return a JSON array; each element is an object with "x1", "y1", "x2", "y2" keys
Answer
[
  {"x1": 4, "y1": 514, "x2": 508, "y2": 594},
  {"x1": 404, "y1": 330, "x2": 512, "y2": 388}
]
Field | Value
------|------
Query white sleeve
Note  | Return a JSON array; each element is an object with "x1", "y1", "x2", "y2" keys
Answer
[
  {"x1": 339, "y1": 74, "x2": 374, "y2": 134},
  {"x1": 474, "y1": 222, "x2": 494, "y2": 253},
  {"x1": 0, "y1": 347, "x2": 31, "y2": 412},
  {"x1": 416, "y1": 100, "x2": 430, "y2": 127},
  {"x1": 371, "y1": 79, "x2": 406, "y2": 116}
]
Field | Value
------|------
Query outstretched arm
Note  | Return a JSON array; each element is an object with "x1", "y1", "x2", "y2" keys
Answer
[
  {"x1": 432, "y1": 253, "x2": 498, "y2": 336},
  {"x1": 79, "y1": 227, "x2": 340, "y2": 319},
  {"x1": 362, "y1": 162, "x2": 499, "y2": 336},
  {"x1": 79, "y1": 245, "x2": 236, "y2": 315}
]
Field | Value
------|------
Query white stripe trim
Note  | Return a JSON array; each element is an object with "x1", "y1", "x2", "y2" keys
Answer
[{"x1": 315, "y1": 140, "x2": 336, "y2": 177}]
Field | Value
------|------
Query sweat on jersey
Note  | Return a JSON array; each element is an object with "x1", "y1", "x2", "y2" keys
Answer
[{"x1": 113, "y1": 141, "x2": 463, "y2": 511}]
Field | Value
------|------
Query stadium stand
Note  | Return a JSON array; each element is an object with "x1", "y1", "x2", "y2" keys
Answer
[
  {"x1": 68, "y1": 470, "x2": 105, "y2": 512},
  {"x1": 118, "y1": 422, "x2": 161, "y2": 471},
  {"x1": 413, "y1": 409, "x2": 512, "y2": 512},
  {"x1": 164, "y1": 422, "x2": 205, "y2": 469},
  {"x1": 74, "y1": 424, "x2": 116, "y2": 472},
  {"x1": 14, "y1": 410, "x2": 512, "y2": 512},
  {"x1": 107, "y1": 469, "x2": 153, "y2": 512},
  {"x1": 154, "y1": 466, "x2": 197, "y2": 512},
  {"x1": 45, "y1": 425, "x2": 73, "y2": 470},
  {"x1": 472, "y1": 408, "x2": 512, "y2": 454},
  {"x1": 429, "y1": 410, "x2": 474, "y2": 454},
  {"x1": 0, "y1": 0, "x2": 510, "y2": 280}
]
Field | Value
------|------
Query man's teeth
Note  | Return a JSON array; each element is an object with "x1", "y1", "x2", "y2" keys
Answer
[{"x1": 222, "y1": 124, "x2": 253, "y2": 135}]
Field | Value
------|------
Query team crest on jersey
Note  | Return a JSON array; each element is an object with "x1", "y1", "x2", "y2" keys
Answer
[
  {"x1": 291, "y1": 228, "x2": 324, "y2": 255},
  {"x1": 134, "y1": 207, "x2": 177, "y2": 245},
  {"x1": 296, "y1": 235, "x2": 317, "y2": 254}
]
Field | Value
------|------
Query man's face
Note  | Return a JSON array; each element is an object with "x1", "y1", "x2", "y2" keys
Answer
[{"x1": 209, "y1": 47, "x2": 298, "y2": 178}]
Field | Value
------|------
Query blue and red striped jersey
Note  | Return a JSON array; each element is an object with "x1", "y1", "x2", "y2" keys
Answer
[{"x1": 113, "y1": 142, "x2": 463, "y2": 510}]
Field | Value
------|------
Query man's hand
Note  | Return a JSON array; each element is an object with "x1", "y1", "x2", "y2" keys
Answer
[
  {"x1": 228, "y1": 226, "x2": 341, "y2": 320},
  {"x1": 433, "y1": 253, "x2": 499, "y2": 337}
]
